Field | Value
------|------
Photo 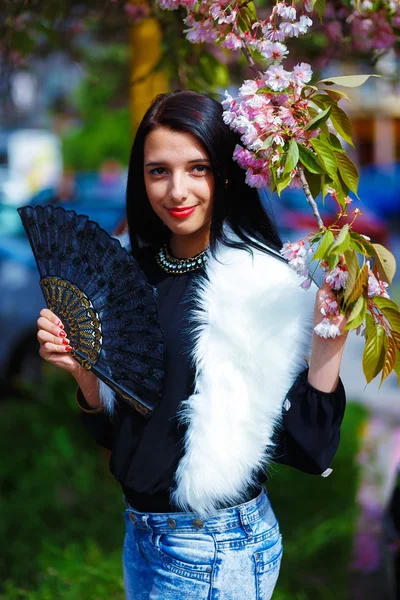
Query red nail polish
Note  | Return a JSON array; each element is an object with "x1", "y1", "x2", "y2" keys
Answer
[
  {"x1": 59, "y1": 330, "x2": 66, "y2": 338},
  {"x1": 62, "y1": 339, "x2": 70, "y2": 345},
  {"x1": 65, "y1": 345, "x2": 72, "y2": 352}
]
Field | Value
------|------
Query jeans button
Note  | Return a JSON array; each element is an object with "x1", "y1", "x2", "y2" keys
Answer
[
  {"x1": 206, "y1": 566, "x2": 212, "y2": 573},
  {"x1": 167, "y1": 518, "x2": 177, "y2": 529},
  {"x1": 128, "y1": 513, "x2": 136, "y2": 524},
  {"x1": 192, "y1": 518, "x2": 204, "y2": 529}
]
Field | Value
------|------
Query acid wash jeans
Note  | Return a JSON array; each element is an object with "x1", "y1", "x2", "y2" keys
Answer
[{"x1": 122, "y1": 487, "x2": 283, "y2": 600}]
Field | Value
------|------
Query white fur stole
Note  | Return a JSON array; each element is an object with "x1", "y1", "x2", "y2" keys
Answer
[{"x1": 171, "y1": 243, "x2": 316, "y2": 515}]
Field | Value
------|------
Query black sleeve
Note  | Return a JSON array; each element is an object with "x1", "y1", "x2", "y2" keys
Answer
[
  {"x1": 77, "y1": 387, "x2": 114, "y2": 450},
  {"x1": 272, "y1": 367, "x2": 346, "y2": 475}
]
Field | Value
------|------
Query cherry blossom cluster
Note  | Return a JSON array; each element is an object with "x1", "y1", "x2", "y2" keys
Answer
[
  {"x1": 157, "y1": 0, "x2": 318, "y2": 188},
  {"x1": 347, "y1": 0, "x2": 400, "y2": 54},
  {"x1": 280, "y1": 237, "x2": 391, "y2": 338},
  {"x1": 223, "y1": 65, "x2": 315, "y2": 188}
]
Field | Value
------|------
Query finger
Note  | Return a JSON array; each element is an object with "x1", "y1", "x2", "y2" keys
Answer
[
  {"x1": 42, "y1": 341, "x2": 72, "y2": 354},
  {"x1": 37, "y1": 329, "x2": 70, "y2": 346},
  {"x1": 39, "y1": 308, "x2": 64, "y2": 329},
  {"x1": 37, "y1": 316, "x2": 67, "y2": 338}
]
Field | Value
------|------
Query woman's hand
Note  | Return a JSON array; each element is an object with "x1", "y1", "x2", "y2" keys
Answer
[
  {"x1": 37, "y1": 308, "x2": 81, "y2": 375},
  {"x1": 37, "y1": 308, "x2": 102, "y2": 409},
  {"x1": 308, "y1": 282, "x2": 349, "y2": 393},
  {"x1": 313, "y1": 281, "x2": 349, "y2": 344}
]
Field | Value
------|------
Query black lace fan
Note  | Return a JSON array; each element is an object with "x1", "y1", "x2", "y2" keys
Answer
[{"x1": 18, "y1": 204, "x2": 164, "y2": 419}]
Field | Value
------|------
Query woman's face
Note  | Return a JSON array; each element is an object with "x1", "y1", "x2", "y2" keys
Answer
[{"x1": 143, "y1": 127, "x2": 215, "y2": 247}]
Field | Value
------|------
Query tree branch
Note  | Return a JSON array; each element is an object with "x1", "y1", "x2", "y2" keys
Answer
[
  {"x1": 298, "y1": 166, "x2": 325, "y2": 229},
  {"x1": 241, "y1": 45, "x2": 263, "y2": 78}
]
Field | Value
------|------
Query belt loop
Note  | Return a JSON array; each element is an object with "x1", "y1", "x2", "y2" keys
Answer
[
  {"x1": 142, "y1": 514, "x2": 152, "y2": 531},
  {"x1": 239, "y1": 506, "x2": 253, "y2": 538}
]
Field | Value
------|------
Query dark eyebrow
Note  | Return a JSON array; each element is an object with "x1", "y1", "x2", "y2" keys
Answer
[{"x1": 145, "y1": 158, "x2": 211, "y2": 167}]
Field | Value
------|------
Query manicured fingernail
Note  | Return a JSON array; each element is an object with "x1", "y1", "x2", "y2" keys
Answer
[
  {"x1": 57, "y1": 320, "x2": 64, "y2": 329},
  {"x1": 62, "y1": 338, "x2": 70, "y2": 345},
  {"x1": 59, "y1": 330, "x2": 66, "y2": 337},
  {"x1": 65, "y1": 345, "x2": 72, "y2": 352}
]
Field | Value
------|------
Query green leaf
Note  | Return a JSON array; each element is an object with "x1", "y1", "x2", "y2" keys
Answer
[
  {"x1": 304, "y1": 170, "x2": 322, "y2": 199},
  {"x1": 345, "y1": 262, "x2": 369, "y2": 306},
  {"x1": 325, "y1": 89, "x2": 351, "y2": 102},
  {"x1": 330, "y1": 104, "x2": 354, "y2": 147},
  {"x1": 372, "y1": 296, "x2": 399, "y2": 312},
  {"x1": 283, "y1": 139, "x2": 299, "y2": 175},
  {"x1": 318, "y1": 74, "x2": 380, "y2": 88},
  {"x1": 329, "y1": 223, "x2": 350, "y2": 254},
  {"x1": 309, "y1": 139, "x2": 337, "y2": 179},
  {"x1": 382, "y1": 308, "x2": 400, "y2": 334},
  {"x1": 365, "y1": 312, "x2": 375, "y2": 340},
  {"x1": 314, "y1": 0, "x2": 327, "y2": 22},
  {"x1": 298, "y1": 145, "x2": 325, "y2": 174},
  {"x1": 327, "y1": 253, "x2": 339, "y2": 271},
  {"x1": 344, "y1": 296, "x2": 367, "y2": 331},
  {"x1": 321, "y1": 133, "x2": 344, "y2": 152},
  {"x1": 313, "y1": 230, "x2": 334, "y2": 260},
  {"x1": 310, "y1": 94, "x2": 334, "y2": 106},
  {"x1": 343, "y1": 249, "x2": 359, "y2": 304},
  {"x1": 362, "y1": 324, "x2": 386, "y2": 383},
  {"x1": 260, "y1": 135, "x2": 275, "y2": 150},
  {"x1": 349, "y1": 232, "x2": 375, "y2": 257},
  {"x1": 276, "y1": 171, "x2": 292, "y2": 196},
  {"x1": 381, "y1": 335, "x2": 397, "y2": 385},
  {"x1": 334, "y1": 152, "x2": 359, "y2": 196},
  {"x1": 305, "y1": 105, "x2": 332, "y2": 131},
  {"x1": 372, "y1": 243, "x2": 397, "y2": 285},
  {"x1": 394, "y1": 347, "x2": 400, "y2": 384}
]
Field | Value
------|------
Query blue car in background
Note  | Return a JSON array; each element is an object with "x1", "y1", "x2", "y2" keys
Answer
[{"x1": 0, "y1": 172, "x2": 127, "y2": 397}]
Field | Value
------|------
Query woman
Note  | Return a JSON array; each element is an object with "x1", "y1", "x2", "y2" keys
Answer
[{"x1": 37, "y1": 90, "x2": 347, "y2": 600}]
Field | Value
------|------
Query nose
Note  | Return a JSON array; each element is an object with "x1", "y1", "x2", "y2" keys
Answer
[{"x1": 169, "y1": 171, "x2": 188, "y2": 204}]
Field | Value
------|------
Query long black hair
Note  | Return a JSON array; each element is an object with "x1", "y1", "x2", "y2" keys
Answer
[{"x1": 126, "y1": 89, "x2": 284, "y2": 259}]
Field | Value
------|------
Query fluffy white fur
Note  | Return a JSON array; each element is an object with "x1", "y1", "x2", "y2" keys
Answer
[
  {"x1": 98, "y1": 378, "x2": 116, "y2": 414},
  {"x1": 171, "y1": 243, "x2": 317, "y2": 515}
]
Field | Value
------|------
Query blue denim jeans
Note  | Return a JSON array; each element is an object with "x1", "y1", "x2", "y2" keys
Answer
[{"x1": 122, "y1": 487, "x2": 282, "y2": 600}]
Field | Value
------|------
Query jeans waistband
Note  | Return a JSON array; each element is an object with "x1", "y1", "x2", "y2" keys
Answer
[{"x1": 124, "y1": 487, "x2": 270, "y2": 534}]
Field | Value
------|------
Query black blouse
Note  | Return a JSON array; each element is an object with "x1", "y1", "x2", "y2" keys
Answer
[{"x1": 79, "y1": 249, "x2": 346, "y2": 513}]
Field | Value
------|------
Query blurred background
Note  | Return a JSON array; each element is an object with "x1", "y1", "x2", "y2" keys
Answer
[{"x1": 0, "y1": 1, "x2": 399, "y2": 599}]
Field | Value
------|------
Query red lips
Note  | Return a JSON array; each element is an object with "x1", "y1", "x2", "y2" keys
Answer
[{"x1": 166, "y1": 206, "x2": 196, "y2": 219}]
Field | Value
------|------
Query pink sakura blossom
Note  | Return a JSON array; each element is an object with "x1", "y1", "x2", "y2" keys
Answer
[
  {"x1": 301, "y1": 278, "x2": 312, "y2": 290},
  {"x1": 275, "y1": 2, "x2": 297, "y2": 21},
  {"x1": 278, "y1": 106, "x2": 297, "y2": 128},
  {"x1": 238, "y1": 79, "x2": 259, "y2": 98},
  {"x1": 257, "y1": 41, "x2": 288, "y2": 61},
  {"x1": 367, "y1": 262, "x2": 390, "y2": 298},
  {"x1": 233, "y1": 145, "x2": 259, "y2": 169},
  {"x1": 298, "y1": 15, "x2": 313, "y2": 33},
  {"x1": 325, "y1": 266, "x2": 349, "y2": 291},
  {"x1": 291, "y1": 63, "x2": 313, "y2": 86},
  {"x1": 124, "y1": 3, "x2": 150, "y2": 20},
  {"x1": 221, "y1": 32, "x2": 243, "y2": 50},
  {"x1": 184, "y1": 20, "x2": 218, "y2": 43},
  {"x1": 314, "y1": 318, "x2": 342, "y2": 338},
  {"x1": 320, "y1": 298, "x2": 340, "y2": 317},
  {"x1": 280, "y1": 240, "x2": 308, "y2": 276},
  {"x1": 263, "y1": 65, "x2": 291, "y2": 91},
  {"x1": 245, "y1": 169, "x2": 270, "y2": 188},
  {"x1": 279, "y1": 21, "x2": 301, "y2": 37}
]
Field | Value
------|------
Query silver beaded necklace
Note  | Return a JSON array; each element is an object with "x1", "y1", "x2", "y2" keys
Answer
[{"x1": 155, "y1": 244, "x2": 208, "y2": 275}]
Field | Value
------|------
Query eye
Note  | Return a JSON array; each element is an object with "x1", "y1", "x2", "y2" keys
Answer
[
  {"x1": 149, "y1": 167, "x2": 167, "y2": 176},
  {"x1": 191, "y1": 164, "x2": 210, "y2": 175}
]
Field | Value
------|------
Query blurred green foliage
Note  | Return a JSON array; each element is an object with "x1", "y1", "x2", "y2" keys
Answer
[
  {"x1": 61, "y1": 44, "x2": 132, "y2": 171},
  {"x1": 0, "y1": 365, "x2": 367, "y2": 599},
  {"x1": 269, "y1": 401, "x2": 367, "y2": 599}
]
